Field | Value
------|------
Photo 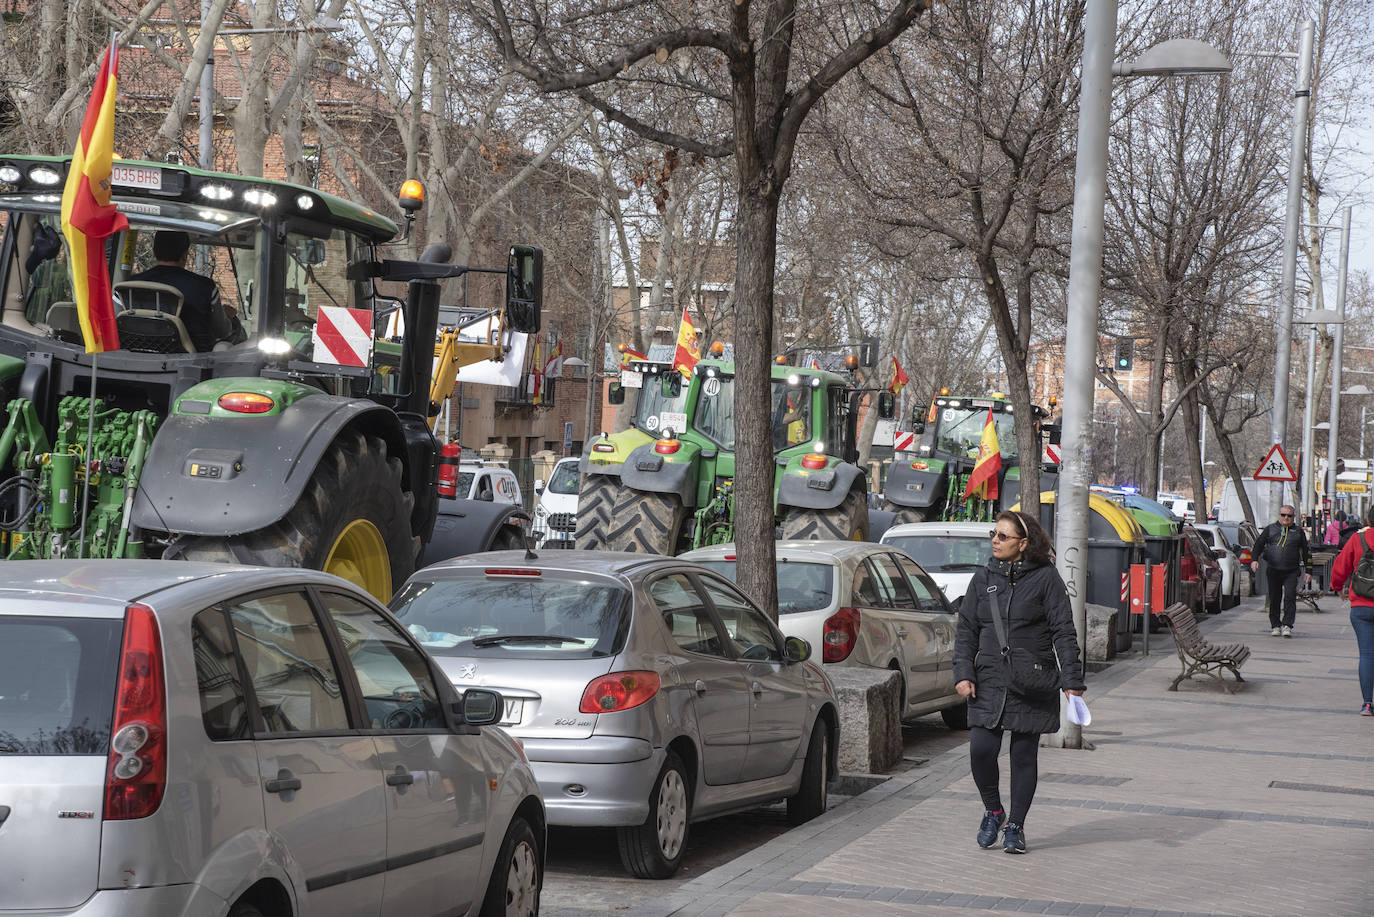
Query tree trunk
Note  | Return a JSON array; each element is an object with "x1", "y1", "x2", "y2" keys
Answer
[
  {"x1": 733, "y1": 191, "x2": 782, "y2": 617},
  {"x1": 1208, "y1": 404, "x2": 1256, "y2": 527}
]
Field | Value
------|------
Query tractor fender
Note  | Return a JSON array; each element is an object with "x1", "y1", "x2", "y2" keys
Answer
[
  {"x1": 418, "y1": 497, "x2": 531, "y2": 568},
  {"x1": 777, "y1": 461, "x2": 866, "y2": 511},
  {"x1": 883, "y1": 461, "x2": 946, "y2": 510},
  {"x1": 617, "y1": 443, "x2": 698, "y2": 507},
  {"x1": 131, "y1": 395, "x2": 409, "y2": 537},
  {"x1": 579, "y1": 455, "x2": 625, "y2": 479}
]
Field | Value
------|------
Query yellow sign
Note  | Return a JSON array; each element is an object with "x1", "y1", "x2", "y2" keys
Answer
[{"x1": 1335, "y1": 482, "x2": 1367, "y2": 494}]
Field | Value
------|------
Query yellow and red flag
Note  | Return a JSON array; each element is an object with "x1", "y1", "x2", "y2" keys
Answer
[
  {"x1": 61, "y1": 41, "x2": 128, "y2": 354},
  {"x1": 672, "y1": 307, "x2": 700, "y2": 378},
  {"x1": 618, "y1": 343, "x2": 648, "y2": 367},
  {"x1": 963, "y1": 408, "x2": 1002, "y2": 501},
  {"x1": 811, "y1": 358, "x2": 821, "y2": 370},
  {"x1": 925, "y1": 396, "x2": 938, "y2": 424},
  {"x1": 887, "y1": 356, "x2": 909, "y2": 395},
  {"x1": 530, "y1": 336, "x2": 543, "y2": 405}
]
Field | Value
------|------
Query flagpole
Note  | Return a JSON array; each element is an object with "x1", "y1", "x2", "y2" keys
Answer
[{"x1": 78, "y1": 353, "x2": 97, "y2": 558}]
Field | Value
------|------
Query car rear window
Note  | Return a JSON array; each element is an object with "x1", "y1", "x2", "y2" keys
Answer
[
  {"x1": 390, "y1": 573, "x2": 630, "y2": 658},
  {"x1": 884, "y1": 535, "x2": 988, "y2": 572},
  {"x1": 0, "y1": 616, "x2": 122, "y2": 755},
  {"x1": 693, "y1": 560, "x2": 834, "y2": 615}
]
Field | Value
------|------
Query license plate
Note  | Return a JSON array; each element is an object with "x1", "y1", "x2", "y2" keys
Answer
[
  {"x1": 499, "y1": 698, "x2": 523, "y2": 726},
  {"x1": 111, "y1": 164, "x2": 162, "y2": 190}
]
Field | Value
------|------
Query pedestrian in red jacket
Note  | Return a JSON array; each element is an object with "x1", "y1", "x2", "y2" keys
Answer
[{"x1": 1325, "y1": 506, "x2": 1374, "y2": 716}]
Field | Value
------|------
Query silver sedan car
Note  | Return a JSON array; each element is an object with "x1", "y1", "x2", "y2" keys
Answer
[{"x1": 390, "y1": 550, "x2": 839, "y2": 879}]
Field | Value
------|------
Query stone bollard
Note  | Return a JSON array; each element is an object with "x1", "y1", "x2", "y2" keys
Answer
[
  {"x1": 1085, "y1": 603, "x2": 1119, "y2": 661},
  {"x1": 825, "y1": 668, "x2": 903, "y2": 774}
]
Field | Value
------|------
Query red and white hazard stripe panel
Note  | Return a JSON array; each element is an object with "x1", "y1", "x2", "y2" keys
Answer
[
  {"x1": 1044, "y1": 444, "x2": 1062, "y2": 465},
  {"x1": 312, "y1": 306, "x2": 374, "y2": 367},
  {"x1": 1120, "y1": 571, "x2": 1129, "y2": 603},
  {"x1": 894, "y1": 431, "x2": 916, "y2": 452}
]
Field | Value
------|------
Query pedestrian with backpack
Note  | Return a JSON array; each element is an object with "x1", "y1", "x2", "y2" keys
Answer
[
  {"x1": 1250, "y1": 505, "x2": 1313, "y2": 637},
  {"x1": 1326, "y1": 505, "x2": 1374, "y2": 716}
]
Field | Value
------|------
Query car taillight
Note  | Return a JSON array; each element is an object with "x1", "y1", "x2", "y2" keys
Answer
[
  {"x1": 592, "y1": 442, "x2": 616, "y2": 453},
  {"x1": 823, "y1": 607, "x2": 860, "y2": 662},
  {"x1": 801, "y1": 453, "x2": 828, "y2": 470},
  {"x1": 579, "y1": 671, "x2": 661, "y2": 714},
  {"x1": 104, "y1": 603, "x2": 167, "y2": 821},
  {"x1": 1237, "y1": 549, "x2": 1252, "y2": 563}
]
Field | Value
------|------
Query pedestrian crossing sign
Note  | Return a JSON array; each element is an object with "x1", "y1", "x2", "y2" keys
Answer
[{"x1": 1253, "y1": 444, "x2": 1297, "y2": 482}]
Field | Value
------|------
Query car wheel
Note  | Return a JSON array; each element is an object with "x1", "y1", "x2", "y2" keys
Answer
[
  {"x1": 618, "y1": 751, "x2": 690, "y2": 879},
  {"x1": 786, "y1": 718, "x2": 830, "y2": 826},
  {"x1": 479, "y1": 815, "x2": 541, "y2": 917},
  {"x1": 228, "y1": 903, "x2": 264, "y2": 917},
  {"x1": 940, "y1": 702, "x2": 970, "y2": 730}
]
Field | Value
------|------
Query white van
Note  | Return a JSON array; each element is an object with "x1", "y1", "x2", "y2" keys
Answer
[
  {"x1": 533, "y1": 456, "x2": 580, "y2": 546},
  {"x1": 457, "y1": 460, "x2": 522, "y2": 505}
]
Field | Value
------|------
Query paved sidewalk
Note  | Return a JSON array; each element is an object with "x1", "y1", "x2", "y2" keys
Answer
[{"x1": 622, "y1": 594, "x2": 1373, "y2": 917}]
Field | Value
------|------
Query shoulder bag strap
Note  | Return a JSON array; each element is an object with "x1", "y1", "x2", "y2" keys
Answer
[{"x1": 987, "y1": 583, "x2": 1010, "y2": 652}]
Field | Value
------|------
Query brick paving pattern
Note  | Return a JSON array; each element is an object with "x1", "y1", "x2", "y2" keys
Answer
[{"x1": 604, "y1": 595, "x2": 1373, "y2": 917}]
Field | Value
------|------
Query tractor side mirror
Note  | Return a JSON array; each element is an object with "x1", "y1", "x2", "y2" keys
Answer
[
  {"x1": 1047, "y1": 420, "x2": 1063, "y2": 446},
  {"x1": 608, "y1": 382, "x2": 625, "y2": 405},
  {"x1": 505, "y1": 245, "x2": 543, "y2": 334},
  {"x1": 877, "y1": 392, "x2": 895, "y2": 419},
  {"x1": 858, "y1": 336, "x2": 879, "y2": 368}
]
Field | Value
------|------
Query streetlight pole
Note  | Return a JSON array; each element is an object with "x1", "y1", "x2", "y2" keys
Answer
[
  {"x1": 1268, "y1": 19, "x2": 1316, "y2": 513},
  {"x1": 1054, "y1": 5, "x2": 1229, "y2": 749},
  {"x1": 1325, "y1": 206, "x2": 1353, "y2": 510},
  {"x1": 1302, "y1": 319, "x2": 1317, "y2": 517}
]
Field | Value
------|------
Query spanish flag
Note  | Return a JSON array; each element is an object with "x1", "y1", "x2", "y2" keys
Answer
[
  {"x1": 963, "y1": 408, "x2": 1002, "y2": 501},
  {"x1": 618, "y1": 343, "x2": 648, "y2": 367},
  {"x1": 61, "y1": 41, "x2": 127, "y2": 354},
  {"x1": 887, "y1": 356, "x2": 909, "y2": 395},
  {"x1": 672, "y1": 307, "x2": 700, "y2": 378}
]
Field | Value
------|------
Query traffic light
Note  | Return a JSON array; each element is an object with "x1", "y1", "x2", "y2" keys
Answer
[{"x1": 1114, "y1": 338, "x2": 1134, "y2": 371}]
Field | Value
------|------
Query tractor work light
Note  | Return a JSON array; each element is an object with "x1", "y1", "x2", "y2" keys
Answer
[
  {"x1": 258, "y1": 337, "x2": 291, "y2": 355},
  {"x1": 0, "y1": 166, "x2": 21, "y2": 183},
  {"x1": 29, "y1": 166, "x2": 62, "y2": 185},
  {"x1": 198, "y1": 183, "x2": 233, "y2": 201}
]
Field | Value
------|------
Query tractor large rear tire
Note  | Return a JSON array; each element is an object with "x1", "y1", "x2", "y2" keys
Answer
[
  {"x1": 882, "y1": 502, "x2": 933, "y2": 525},
  {"x1": 604, "y1": 489, "x2": 687, "y2": 554},
  {"x1": 781, "y1": 489, "x2": 870, "y2": 542},
  {"x1": 174, "y1": 429, "x2": 418, "y2": 602},
  {"x1": 574, "y1": 472, "x2": 619, "y2": 550}
]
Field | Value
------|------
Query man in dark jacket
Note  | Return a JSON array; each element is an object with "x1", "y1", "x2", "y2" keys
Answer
[
  {"x1": 128, "y1": 231, "x2": 243, "y2": 351},
  {"x1": 1250, "y1": 505, "x2": 1312, "y2": 637}
]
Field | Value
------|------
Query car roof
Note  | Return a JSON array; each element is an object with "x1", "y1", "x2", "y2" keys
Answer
[
  {"x1": 881, "y1": 521, "x2": 992, "y2": 538},
  {"x1": 0, "y1": 560, "x2": 355, "y2": 611},
  {"x1": 683, "y1": 540, "x2": 897, "y2": 564},
  {"x1": 413, "y1": 549, "x2": 682, "y2": 579}
]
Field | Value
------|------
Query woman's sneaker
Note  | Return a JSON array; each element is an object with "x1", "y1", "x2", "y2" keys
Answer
[
  {"x1": 977, "y1": 810, "x2": 1006, "y2": 848},
  {"x1": 1003, "y1": 822, "x2": 1027, "y2": 853},
  {"x1": 1361, "y1": 702, "x2": 1373, "y2": 717}
]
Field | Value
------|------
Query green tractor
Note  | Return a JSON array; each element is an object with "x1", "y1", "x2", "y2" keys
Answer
[
  {"x1": 576, "y1": 357, "x2": 879, "y2": 553},
  {"x1": 881, "y1": 391, "x2": 1056, "y2": 524},
  {"x1": 0, "y1": 154, "x2": 541, "y2": 600}
]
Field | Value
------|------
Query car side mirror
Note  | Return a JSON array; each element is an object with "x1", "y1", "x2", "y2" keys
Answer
[
  {"x1": 457, "y1": 688, "x2": 503, "y2": 726},
  {"x1": 608, "y1": 382, "x2": 625, "y2": 405},
  {"x1": 783, "y1": 635, "x2": 812, "y2": 664},
  {"x1": 877, "y1": 391, "x2": 895, "y2": 419},
  {"x1": 534, "y1": 478, "x2": 545, "y2": 494}
]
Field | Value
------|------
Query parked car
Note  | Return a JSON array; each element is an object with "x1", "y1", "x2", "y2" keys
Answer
[
  {"x1": 459, "y1": 460, "x2": 523, "y2": 505},
  {"x1": 1192, "y1": 523, "x2": 1242, "y2": 610},
  {"x1": 390, "y1": 550, "x2": 838, "y2": 880},
  {"x1": 1216, "y1": 519, "x2": 1262, "y2": 595},
  {"x1": 532, "y1": 456, "x2": 580, "y2": 547},
  {"x1": 877, "y1": 521, "x2": 992, "y2": 601},
  {"x1": 0, "y1": 561, "x2": 544, "y2": 917},
  {"x1": 1181, "y1": 524, "x2": 1224, "y2": 614},
  {"x1": 685, "y1": 540, "x2": 968, "y2": 730}
]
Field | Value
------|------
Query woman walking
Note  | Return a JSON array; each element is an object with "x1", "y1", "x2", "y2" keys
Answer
[
  {"x1": 1325, "y1": 506, "x2": 1374, "y2": 716},
  {"x1": 953, "y1": 510, "x2": 1086, "y2": 853}
]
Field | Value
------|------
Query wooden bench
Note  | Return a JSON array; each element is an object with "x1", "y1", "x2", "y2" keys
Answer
[{"x1": 1159, "y1": 602, "x2": 1250, "y2": 694}]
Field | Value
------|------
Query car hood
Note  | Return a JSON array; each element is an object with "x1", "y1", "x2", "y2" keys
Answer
[{"x1": 434, "y1": 655, "x2": 618, "y2": 740}]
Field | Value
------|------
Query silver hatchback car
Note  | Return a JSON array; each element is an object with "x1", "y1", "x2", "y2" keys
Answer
[
  {"x1": 390, "y1": 551, "x2": 839, "y2": 879},
  {"x1": 0, "y1": 561, "x2": 543, "y2": 917}
]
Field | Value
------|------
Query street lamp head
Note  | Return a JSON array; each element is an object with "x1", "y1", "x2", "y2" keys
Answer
[
  {"x1": 1294, "y1": 309, "x2": 1343, "y2": 324},
  {"x1": 1113, "y1": 39, "x2": 1233, "y2": 78},
  {"x1": 1313, "y1": 421, "x2": 1331, "y2": 430},
  {"x1": 1341, "y1": 384, "x2": 1372, "y2": 396}
]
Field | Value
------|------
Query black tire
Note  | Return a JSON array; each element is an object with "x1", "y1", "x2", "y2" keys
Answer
[
  {"x1": 940, "y1": 703, "x2": 970, "y2": 730},
  {"x1": 574, "y1": 472, "x2": 618, "y2": 549},
  {"x1": 227, "y1": 904, "x2": 264, "y2": 917},
  {"x1": 489, "y1": 521, "x2": 527, "y2": 552},
  {"x1": 604, "y1": 489, "x2": 686, "y2": 555},
  {"x1": 175, "y1": 429, "x2": 417, "y2": 602},
  {"x1": 479, "y1": 815, "x2": 541, "y2": 917},
  {"x1": 787, "y1": 719, "x2": 830, "y2": 826},
  {"x1": 617, "y1": 751, "x2": 691, "y2": 878},
  {"x1": 883, "y1": 502, "x2": 934, "y2": 525},
  {"x1": 781, "y1": 489, "x2": 870, "y2": 542}
]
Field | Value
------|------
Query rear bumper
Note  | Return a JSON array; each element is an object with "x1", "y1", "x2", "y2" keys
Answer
[
  {"x1": 521, "y1": 736, "x2": 663, "y2": 828},
  {"x1": 6, "y1": 884, "x2": 224, "y2": 917}
]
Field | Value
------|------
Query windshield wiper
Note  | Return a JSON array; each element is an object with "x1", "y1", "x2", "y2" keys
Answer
[{"x1": 471, "y1": 634, "x2": 584, "y2": 647}]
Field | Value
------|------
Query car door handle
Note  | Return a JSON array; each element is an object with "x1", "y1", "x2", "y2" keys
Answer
[
  {"x1": 751, "y1": 681, "x2": 763, "y2": 696},
  {"x1": 265, "y1": 769, "x2": 302, "y2": 794},
  {"x1": 386, "y1": 767, "x2": 415, "y2": 787},
  {"x1": 896, "y1": 628, "x2": 908, "y2": 638},
  {"x1": 694, "y1": 679, "x2": 708, "y2": 694}
]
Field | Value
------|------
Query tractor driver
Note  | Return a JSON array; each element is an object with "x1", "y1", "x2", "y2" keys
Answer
[
  {"x1": 772, "y1": 390, "x2": 810, "y2": 450},
  {"x1": 129, "y1": 231, "x2": 245, "y2": 351}
]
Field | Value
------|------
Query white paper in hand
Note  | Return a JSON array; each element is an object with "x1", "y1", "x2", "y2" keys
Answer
[{"x1": 1066, "y1": 693, "x2": 1091, "y2": 726}]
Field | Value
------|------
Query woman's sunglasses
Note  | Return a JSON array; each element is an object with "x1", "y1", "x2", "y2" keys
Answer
[{"x1": 989, "y1": 530, "x2": 1024, "y2": 543}]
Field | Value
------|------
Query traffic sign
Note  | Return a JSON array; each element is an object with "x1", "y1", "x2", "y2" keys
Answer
[{"x1": 1253, "y1": 444, "x2": 1297, "y2": 482}]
